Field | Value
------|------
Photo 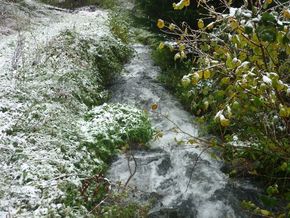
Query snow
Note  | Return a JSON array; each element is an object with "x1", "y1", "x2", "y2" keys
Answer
[
  {"x1": 80, "y1": 103, "x2": 151, "y2": 146},
  {"x1": 262, "y1": 75, "x2": 272, "y2": 84},
  {"x1": 0, "y1": 1, "x2": 127, "y2": 217}
]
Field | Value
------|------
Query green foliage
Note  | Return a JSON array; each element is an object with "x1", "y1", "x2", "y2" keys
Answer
[
  {"x1": 132, "y1": 28, "x2": 159, "y2": 46},
  {"x1": 109, "y1": 9, "x2": 162, "y2": 46},
  {"x1": 81, "y1": 103, "x2": 153, "y2": 162},
  {"x1": 100, "y1": 201, "x2": 149, "y2": 218},
  {"x1": 40, "y1": 30, "x2": 132, "y2": 108},
  {"x1": 109, "y1": 12, "x2": 131, "y2": 44},
  {"x1": 152, "y1": 46, "x2": 193, "y2": 93},
  {"x1": 136, "y1": 0, "x2": 205, "y2": 27},
  {"x1": 98, "y1": 0, "x2": 118, "y2": 9},
  {"x1": 92, "y1": 37, "x2": 133, "y2": 83},
  {"x1": 154, "y1": 0, "x2": 290, "y2": 213}
]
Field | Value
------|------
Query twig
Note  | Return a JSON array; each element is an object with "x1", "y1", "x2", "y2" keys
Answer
[
  {"x1": 154, "y1": 110, "x2": 211, "y2": 146},
  {"x1": 124, "y1": 150, "x2": 137, "y2": 188},
  {"x1": 185, "y1": 145, "x2": 210, "y2": 192},
  {"x1": 152, "y1": 110, "x2": 215, "y2": 192},
  {"x1": 88, "y1": 195, "x2": 110, "y2": 214}
]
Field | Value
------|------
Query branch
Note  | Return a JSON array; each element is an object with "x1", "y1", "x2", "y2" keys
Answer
[{"x1": 124, "y1": 150, "x2": 137, "y2": 188}]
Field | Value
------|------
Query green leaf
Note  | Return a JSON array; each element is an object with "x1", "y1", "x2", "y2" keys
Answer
[
  {"x1": 245, "y1": 26, "x2": 253, "y2": 34},
  {"x1": 261, "y1": 12, "x2": 276, "y2": 24},
  {"x1": 260, "y1": 195, "x2": 278, "y2": 207},
  {"x1": 257, "y1": 25, "x2": 277, "y2": 42},
  {"x1": 284, "y1": 192, "x2": 290, "y2": 201},
  {"x1": 260, "y1": 209, "x2": 271, "y2": 216}
]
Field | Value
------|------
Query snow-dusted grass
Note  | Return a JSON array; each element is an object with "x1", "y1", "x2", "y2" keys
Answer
[
  {"x1": 0, "y1": 0, "x2": 38, "y2": 35},
  {"x1": 81, "y1": 103, "x2": 153, "y2": 162},
  {"x1": 0, "y1": 3, "x2": 151, "y2": 217}
]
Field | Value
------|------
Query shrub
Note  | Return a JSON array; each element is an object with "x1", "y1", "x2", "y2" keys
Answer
[
  {"x1": 156, "y1": 0, "x2": 290, "y2": 215},
  {"x1": 136, "y1": 0, "x2": 250, "y2": 27}
]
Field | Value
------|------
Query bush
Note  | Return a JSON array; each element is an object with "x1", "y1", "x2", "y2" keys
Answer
[
  {"x1": 136, "y1": 0, "x2": 250, "y2": 27},
  {"x1": 155, "y1": 0, "x2": 290, "y2": 215}
]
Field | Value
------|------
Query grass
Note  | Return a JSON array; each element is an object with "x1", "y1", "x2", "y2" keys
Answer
[{"x1": 38, "y1": 0, "x2": 118, "y2": 9}]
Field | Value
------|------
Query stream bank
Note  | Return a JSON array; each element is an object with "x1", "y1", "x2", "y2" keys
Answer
[{"x1": 0, "y1": 1, "x2": 150, "y2": 216}]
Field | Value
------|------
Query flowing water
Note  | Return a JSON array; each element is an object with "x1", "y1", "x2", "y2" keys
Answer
[
  {"x1": 107, "y1": 44, "x2": 261, "y2": 218},
  {"x1": 0, "y1": 0, "x2": 261, "y2": 215}
]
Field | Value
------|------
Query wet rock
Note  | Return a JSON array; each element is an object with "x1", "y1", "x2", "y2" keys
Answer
[
  {"x1": 158, "y1": 178, "x2": 176, "y2": 190},
  {"x1": 211, "y1": 181, "x2": 262, "y2": 218},
  {"x1": 184, "y1": 152, "x2": 199, "y2": 161},
  {"x1": 157, "y1": 155, "x2": 172, "y2": 176},
  {"x1": 148, "y1": 198, "x2": 197, "y2": 218}
]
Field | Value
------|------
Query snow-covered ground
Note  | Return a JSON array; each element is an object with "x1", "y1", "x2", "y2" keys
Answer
[{"x1": 0, "y1": 1, "x2": 136, "y2": 217}]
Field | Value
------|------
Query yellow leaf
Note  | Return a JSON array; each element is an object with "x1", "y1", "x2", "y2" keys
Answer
[
  {"x1": 280, "y1": 162, "x2": 288, "y2": 171},
  {"x1": 229, "y1": 18, "x2": 239, "y2": 30},
  {"x1": 266, "y1": 0, "x2": 272, "y2": 4},
  {"x1": 191, "y1": 72, "x2": 200, "y2": 85},
  {"x1": 181, "y1": 76, "x2": 191, "y2": 87},
  {"x1": 180, "y1": 51, "x2": 187, "y2": 59},
  {"x1": 173, "y1": 0, "x2": 185, "y2": 10},
  {"x1": 157, "y1": 19, "x2": 165, "y2": 29},
  {"x1": 206, "y1": 22, "x2": 214, "y2": 30},
  {"x1": 158, "y1": 42, "x2": 165, "y2": 49},
  {"x1": 220, "y1": 115, "x2": 230, "y2": 127},
  {"x1": 221, "y1": 77, "x2": 231, "y2": 85},
  {"x1": 179, "y1": 43, "x2": 186, "y2": 51},
  {"x1": 184, "y1": 0, "x2": 190, "y2": 7},
  {"x1": 198, "y1": 71, "x2": 203, "y2": 79},
  {"x1": 279, "y1": 106, "x2": 289, "y2": 118},
  {"x1": 239, "y1": 52, "x2": 247, "y2": 61},
  {"x1": 198, "y1": 19, "x2": 204, "y2": 29},
  {"x1": 276, "y1": 80, "x2": 284, "y2": 91},
  {"x1": 188, "y1": 139, "x2": 196, "y2": 144},
  {"x1": 151, "y1": 103, "x2": 158, "y2": 110},
  {"x1": 260, "y1": 209, "x2": 271, "y2": 216},
  {"x1": 204, "y1": 69, "x2": 211, "y2": 79},
  {"x1": 283, "y1": 9, "x2": 290, "y2": 19},
  {"x1": 204, "y1": 101, "x2": 209, "y2": 110}
]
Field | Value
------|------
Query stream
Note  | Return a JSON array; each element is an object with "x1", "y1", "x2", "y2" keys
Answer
[
  {"x1": 0, "y1": 1, "x2": 263, "y2": 216},
  {"x1": 107, "y1": 44, "x2": 261, "y2": 218}
]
